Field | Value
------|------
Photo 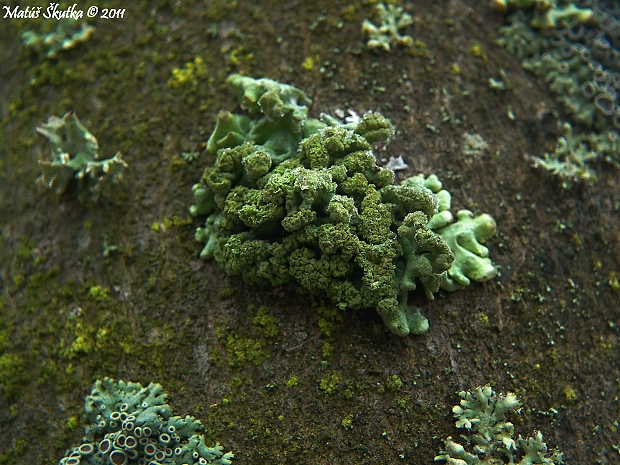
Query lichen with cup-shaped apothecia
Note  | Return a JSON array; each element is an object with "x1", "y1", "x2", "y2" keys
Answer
[{"x1": 58, "y1": 378, "x2": 234, "y2": 465}]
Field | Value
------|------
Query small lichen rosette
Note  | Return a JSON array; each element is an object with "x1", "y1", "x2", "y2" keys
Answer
[
  {"x1": 58, "y1": 378, "x2": 233, "y2": 465},
  {"x1": 191, "y1": 75, "x2": 497, "y2": 336},
  {"x1": 36, "y1": 112, "x2": 127, "y2": 198},
  {"x1": 435, "y1": 385, "x2": 564, "y2": 465},
  {"x1": 361, "y1": 3, "x2": 414, "y2": 51}
]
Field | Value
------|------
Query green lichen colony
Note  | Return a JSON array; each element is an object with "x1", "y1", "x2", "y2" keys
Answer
[{"x1": 190, "y1": 75, "x2": 497, "y2": 336}]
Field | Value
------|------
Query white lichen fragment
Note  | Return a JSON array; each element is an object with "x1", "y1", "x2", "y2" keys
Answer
[{"x1": 384, "y1": 155, "x2": 409, "y2": 171}]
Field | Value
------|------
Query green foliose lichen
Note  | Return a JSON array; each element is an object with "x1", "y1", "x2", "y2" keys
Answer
[{"x1": 190, "y1": 75, "x2": 498, "y2": 337}]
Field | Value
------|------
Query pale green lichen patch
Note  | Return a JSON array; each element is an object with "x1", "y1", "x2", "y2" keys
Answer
[
  {"x1": 435, "y1": 385, "x2": 564, "y2": 465},
  {"x1": 22, "y1": 18, "x2": 94, "y2": 58},
  {"x1": 362, "y1": 3, "x2": 414, "y2": 51},
  {"x1": 490, "y1": 0, "x2": 594, "y2": 29},
  {"x1": 530, "y1": 122, "x2": 600, "y2": 187},
  {"x1": 35, "y1": 112, "x2": 127, "y2": 199}
]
